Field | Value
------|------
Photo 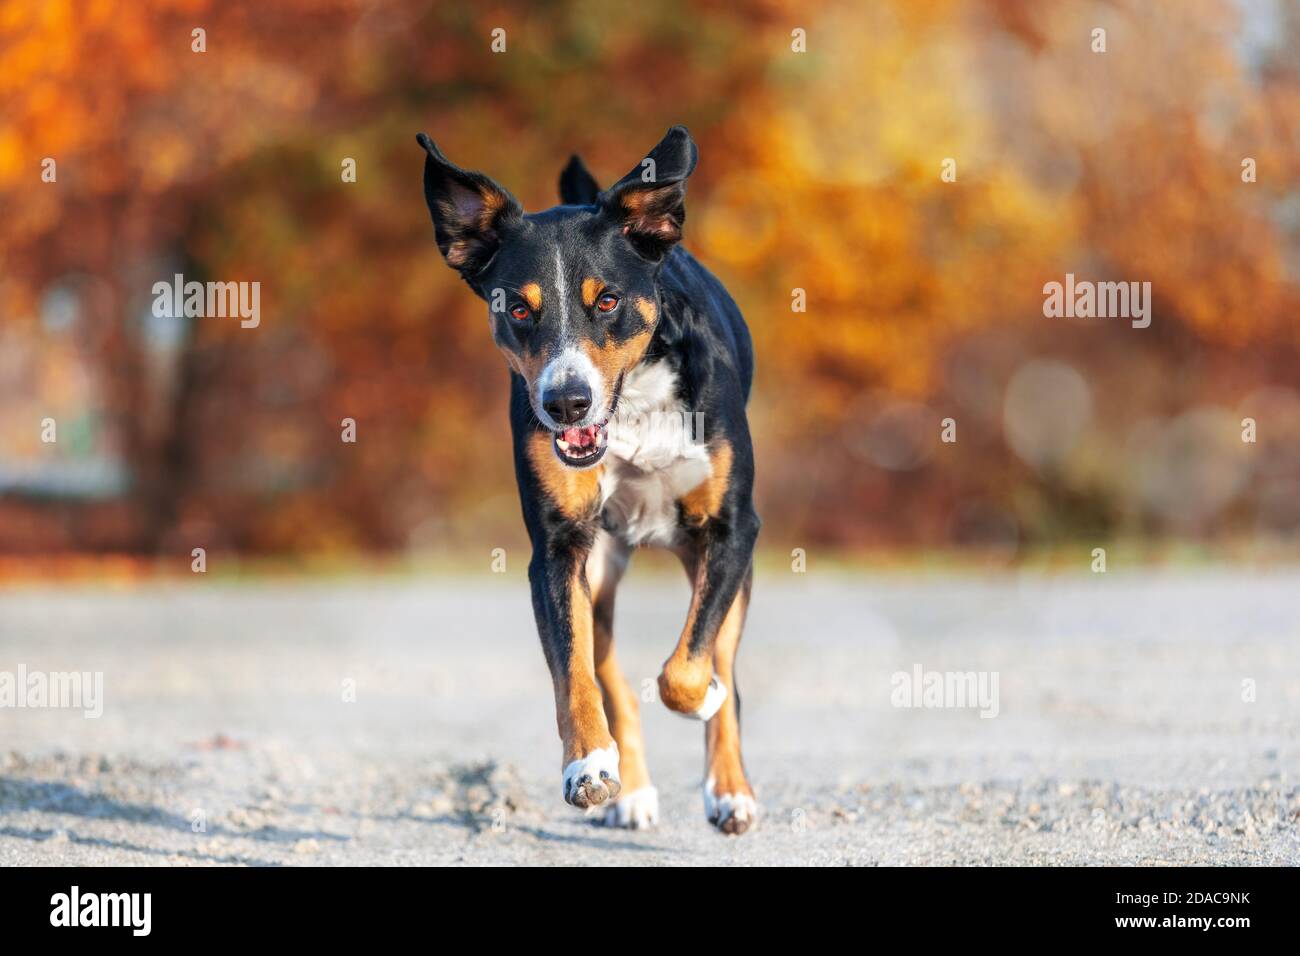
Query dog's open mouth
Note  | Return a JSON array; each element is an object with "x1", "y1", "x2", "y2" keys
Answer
[
  {"x1": 553, "y1": 421, "x2": 609, "y2": 467},
  {"x1": 550, "y1": 376, "x2": 622, "y2": 469}
]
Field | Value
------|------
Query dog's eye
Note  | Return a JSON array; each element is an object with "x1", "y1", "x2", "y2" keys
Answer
[
  {"x1": 509, "y1": 303, "x2": 531, "y2": 321},
  {"x1": 596, "y1": 294, "x2": 620, "y2": 314}
]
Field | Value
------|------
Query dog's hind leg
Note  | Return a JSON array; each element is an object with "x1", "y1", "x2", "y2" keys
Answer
[
  {"x1": 588, "y1": 530, "x2": 658, "y2": 829},
  {"x1": 703, "y1": 569, "x2": 756, "y2": 834},
  {"x1": 667, "y1": 536, "x2": 758, "y2": 835}
]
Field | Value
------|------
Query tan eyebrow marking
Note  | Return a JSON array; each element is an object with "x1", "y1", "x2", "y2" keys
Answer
[
  {"x1": 581, "y1": 278, "x2": 605, "y2": 308},
  {"x1": 520, "y1": 283, "x2": 543, "y2": 311}
]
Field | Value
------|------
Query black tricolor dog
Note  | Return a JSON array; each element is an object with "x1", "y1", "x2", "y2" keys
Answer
[{"x1": 418, "y1": 127, "x2": 759, "y2": 834}]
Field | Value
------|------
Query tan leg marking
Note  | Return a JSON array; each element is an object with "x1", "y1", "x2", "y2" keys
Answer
[
  {"x1": 705, "y1": 578, "x2": 755, "y2": 833},
  {"x1": 588, "y1": 533, "x2": 652, "y2": 797},
  {"x1": 658, "y1": 544, "x2": 720, "y2": 715},
  {"x1": 556, "y1": 562, "x2": 620, "y2": 808}
]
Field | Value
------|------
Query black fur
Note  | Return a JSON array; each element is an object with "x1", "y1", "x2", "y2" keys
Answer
[{"x1": 558, "y1": 155, "x2": 600, "y2": 206}]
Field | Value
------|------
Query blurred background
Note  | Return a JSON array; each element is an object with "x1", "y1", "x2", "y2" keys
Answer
[{"x1": 2, "y1": 0, "x2": 1298, "y2": 568}]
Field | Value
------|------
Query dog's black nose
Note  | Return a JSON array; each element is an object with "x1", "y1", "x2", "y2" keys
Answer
[{"x1": 542, "y1": 383, "x2": 592, "y2": 426}]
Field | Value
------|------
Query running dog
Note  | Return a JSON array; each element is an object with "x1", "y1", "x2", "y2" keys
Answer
[{"x1": 417, "y1": 127, "x2": 759, "y2": 834}]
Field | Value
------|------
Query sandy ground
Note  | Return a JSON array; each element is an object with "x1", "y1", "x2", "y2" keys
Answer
[{"x1": 1, "y1": 568, "x2": 1298, "y2": 866}]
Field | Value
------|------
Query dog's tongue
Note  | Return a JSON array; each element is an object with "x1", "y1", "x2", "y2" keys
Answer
[{"x1": 561, "y1": 425, "x2": 601, "y2": 449}]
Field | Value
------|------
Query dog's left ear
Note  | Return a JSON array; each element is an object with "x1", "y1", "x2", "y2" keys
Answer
[
  {"x1": 600, "y1": 126, "x2": 698, "y2": 261},
  {"x1": 417, "y1": 132, "x2": 522, "y2": 280}
]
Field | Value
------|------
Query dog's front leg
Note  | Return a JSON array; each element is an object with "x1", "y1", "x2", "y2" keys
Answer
[
  {"x1": 529, "y1": 544, "x2": 621, "y2": 810},
  {"x1": 666, "y1": 519, "x2": 760, "y2": 834},
  {"x1": 658, "y1": 510, "x2": 760, "y2": 720}
]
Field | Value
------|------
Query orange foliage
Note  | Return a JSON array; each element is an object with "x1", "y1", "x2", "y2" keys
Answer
[{"x1": 0, "y1": 0, "x2": 1297, "y2": 555}]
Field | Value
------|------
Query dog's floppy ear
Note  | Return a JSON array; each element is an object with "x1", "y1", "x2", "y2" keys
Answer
[
  {"x1": 417, "y1": 133, "x2": 522, "y2": 279},
  {"x1": 599, "y1": 126, "x2": 698, "y2": 261},
  {"x1": 559, "y1": 154, "x2": 600, "y2": 205}
]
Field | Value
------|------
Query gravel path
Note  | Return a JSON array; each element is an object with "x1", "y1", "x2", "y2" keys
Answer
[{"x1": 1, "y1": 569, "x2": 1297, "y2": 865}]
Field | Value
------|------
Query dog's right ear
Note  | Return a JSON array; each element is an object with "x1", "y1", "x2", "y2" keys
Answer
[
  {"x1": 417, "y1": 133, "x2": 522, "y2": 278},
  {"x1": 558, "y1": 154, "x2": 601, "y2": 205}
]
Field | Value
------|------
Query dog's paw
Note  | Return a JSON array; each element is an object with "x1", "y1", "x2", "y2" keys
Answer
[
  {"x1": 704, "y1": 778, "x2": 757, "y2": 836},
  {"x1": 562, "y1": 744, "x2": 621, "y2": 809},
  {"x1": 594, "y1": 785, "x2": 659, "y2": 830}
]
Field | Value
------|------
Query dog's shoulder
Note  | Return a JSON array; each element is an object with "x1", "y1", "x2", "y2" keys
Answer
[{"x1": 655, "y1": 247, "x2": 754, "y2": 405}]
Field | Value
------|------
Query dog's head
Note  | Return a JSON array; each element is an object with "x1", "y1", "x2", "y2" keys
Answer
[{"x1": 418, "y1": 127, "x2": 697, "y2": 469}]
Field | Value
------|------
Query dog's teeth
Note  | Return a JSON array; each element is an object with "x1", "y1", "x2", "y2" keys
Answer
[{"x1": 556, "y1": 437, "x2": 570, "y2": 451}]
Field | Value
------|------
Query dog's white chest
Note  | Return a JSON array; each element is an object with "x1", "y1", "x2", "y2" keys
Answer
[{"x1": 599, "y1": 361, "x2": 711, "y2": 548}]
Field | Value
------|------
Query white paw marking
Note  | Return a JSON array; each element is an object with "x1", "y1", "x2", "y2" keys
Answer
[
  {"x1": 595, "y1": 785, "x2": 659, "y2": 830},
  {"x1": 704, "y1": 776, "x2": 758, "y2": 832},
  {"x1": 676, "y1": 674, "x2": 727, "y2": 721},
  {"x1": 562, "y1": 743, "x2": 621, "y2": 807}
]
